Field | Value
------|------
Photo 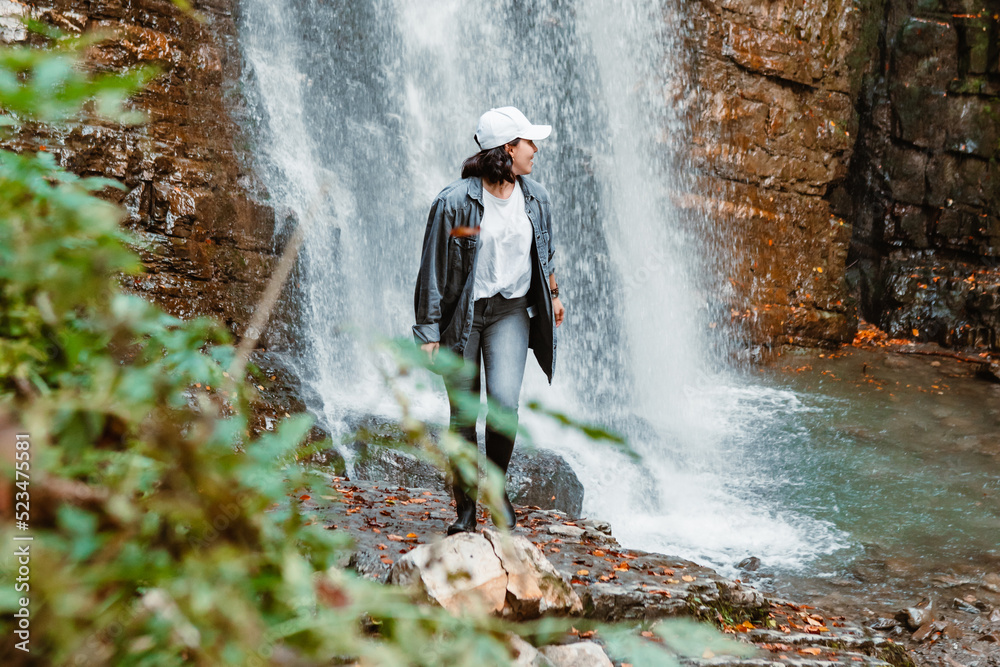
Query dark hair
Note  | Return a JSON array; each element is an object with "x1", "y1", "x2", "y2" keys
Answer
[{"x1": 461, "y1": 138, "x2": 522, "y2": 184}]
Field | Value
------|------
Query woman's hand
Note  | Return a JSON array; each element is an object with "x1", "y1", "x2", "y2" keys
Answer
[
  {"x1": 420, "y1": 341, "x2": 440, "y2": 362},
  {"x1": 552, "y1": 297, "x2": 565, "y2": 327}
]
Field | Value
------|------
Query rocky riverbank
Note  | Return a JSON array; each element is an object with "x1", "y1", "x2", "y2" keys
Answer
[
  {"x1": 295, "y1": 476, "x2": 914, "y2": 667},
  {"x1": 246, "y1": 334, "x2": 1000, "y2": 666}
]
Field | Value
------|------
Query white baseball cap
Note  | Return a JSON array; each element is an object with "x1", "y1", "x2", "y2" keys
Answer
[{"x1": 474, "y1": 106, "x2": 552, "y2": 150}]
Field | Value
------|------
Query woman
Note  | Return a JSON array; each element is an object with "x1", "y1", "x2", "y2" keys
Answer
[{"x1": 413, "y1": 106, "x2": 565, "y2": 535}]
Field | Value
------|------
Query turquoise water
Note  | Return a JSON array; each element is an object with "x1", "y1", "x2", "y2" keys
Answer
[{"x1": 741, "y1": 347, "x2": 1000, "y2": 608}]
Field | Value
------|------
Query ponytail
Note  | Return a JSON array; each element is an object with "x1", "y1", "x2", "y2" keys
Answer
[{"x1": 460, "y1": 138, "x2": 521, "y2": 184}]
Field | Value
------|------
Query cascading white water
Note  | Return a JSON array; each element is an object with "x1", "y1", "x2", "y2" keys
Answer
[{"x1": 237, "y1": 0, "x2": 846, "y2": 573}]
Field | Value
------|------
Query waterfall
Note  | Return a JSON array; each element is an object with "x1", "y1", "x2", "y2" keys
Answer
[{"x1": 237, "y1": 0, "x2": 846, "y2": 573}]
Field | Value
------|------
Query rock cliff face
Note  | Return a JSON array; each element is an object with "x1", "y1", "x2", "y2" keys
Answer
[
  {"x1": 679, "y1": 0, "x2": 871, "y2": 348},
  {"x1": 846, "y1": 0, "x2": 1000, "y2": 350},
  {"x1": 0, "y1": 0, "x2": 275, "y2": 338}
]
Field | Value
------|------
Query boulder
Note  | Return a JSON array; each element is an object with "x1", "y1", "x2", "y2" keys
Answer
[
  {"x1": 508, "y1": 448, "x2": 585, "y2": 517},
  {"x1": 388, "y1": 530, "x2": 582, "y2": 620},
  {"x1": 346, "y1": 421, "x2": 585, "y2": 517},
  {"x1": 350, "y1": 440, "x2": 446, "y2": 490},
  {"x1": 484, "y1": 529, "x2": 583, "y2": 619},
  {"x1": 388, "y1": 533, "x2": 508, "y2": 614},
  {"x1": 539, "y1": 642, "x2": 614, "y2": 667}
]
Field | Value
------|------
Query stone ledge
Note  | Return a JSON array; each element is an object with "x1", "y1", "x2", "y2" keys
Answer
[{"x1": 303, "y1": 477, "x2": 906, "y2": 666}]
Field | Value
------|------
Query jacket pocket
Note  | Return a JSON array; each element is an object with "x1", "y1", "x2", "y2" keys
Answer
[
  {"x1": 445, "y1": 236, "x2": 477, "y2": 300},
  {"x1": 451, "y1": 236, "x2": 477, "y2": 270}
]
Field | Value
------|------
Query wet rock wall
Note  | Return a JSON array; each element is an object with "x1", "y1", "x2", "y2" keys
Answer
[
  {"x1": 846, "y1": 0, "x2": 1000, "y2": 350},
  {"x1": 0, "y1": 0, "x2": 276, "y2": 338},
  {"x1": 678, "y1": 0, "x2": 871, "y2": 348}
]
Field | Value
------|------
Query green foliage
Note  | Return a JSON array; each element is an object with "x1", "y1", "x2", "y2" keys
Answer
[
  {"x1": 0, "y1": 24, "x2": 749, "y2": 667},
  {"x1": 604, "y1": 619, "x2": 757, "y2": 667},
  {"x1": 0, "y1": 25, "x2": 155, "y2": 128},
  {"x1": 0, "y1": 28, "x2": 528, "y2": 666}
]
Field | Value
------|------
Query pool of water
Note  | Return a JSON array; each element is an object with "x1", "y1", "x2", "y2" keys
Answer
[{"x1": 736, "y1": 346, "x2": 1000, "y2": 611}]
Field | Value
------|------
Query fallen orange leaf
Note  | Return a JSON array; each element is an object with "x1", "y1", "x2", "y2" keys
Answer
[{"x1": 450, "y1": 226, "x2": 481, "y2": 238}]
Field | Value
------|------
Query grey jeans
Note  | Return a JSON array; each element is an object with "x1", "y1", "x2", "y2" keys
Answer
[{"x1": 445, "y1": 293, "x2": 530, "y2": 482}]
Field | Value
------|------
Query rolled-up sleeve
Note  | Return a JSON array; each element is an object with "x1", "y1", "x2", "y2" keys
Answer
[{"x1": 413, "y1": 197, "x2": 451, "y2": 344}]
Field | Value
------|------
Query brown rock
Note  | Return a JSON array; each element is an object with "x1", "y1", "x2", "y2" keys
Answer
[
  {"x1": 678, "y1": 0, "x2": 863, "y2": 345},
  {"x1": 1, "y1": 0, "x2": 278, "y2": 342}
]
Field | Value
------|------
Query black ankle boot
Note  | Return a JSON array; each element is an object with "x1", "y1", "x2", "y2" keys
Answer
[
  {"x1": 447, "y1": 483, "x2": 478, "y2": 535},
  {"x1": 493, "y1": 492, "x2": 517, "y2": 530}
]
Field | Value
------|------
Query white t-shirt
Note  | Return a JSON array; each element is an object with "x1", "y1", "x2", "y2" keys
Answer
[{"x1": 473, "y1": 180, "x2": 533, "y2": 300}]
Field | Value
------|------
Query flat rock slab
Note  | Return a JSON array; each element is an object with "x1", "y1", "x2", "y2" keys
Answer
[
  {"x1": 313, "y1": 477, "x2": 764, "y2": 620},
  {"x1": 304, "y1": 477, "x2": 905, "y2": 666}
]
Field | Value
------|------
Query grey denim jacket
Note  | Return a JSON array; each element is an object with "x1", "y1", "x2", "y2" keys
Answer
[{"x1": 413, "y1": 175, "x2": 557, "y2": 383}]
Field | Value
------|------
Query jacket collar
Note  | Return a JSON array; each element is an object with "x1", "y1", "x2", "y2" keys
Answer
[
  {"x1": 517, "y1": 175, "x2": 539, "y2": 201},
  {"x1": 468, "y1": 175, "x2": 537, "y2": 205},
  {"x1": 468, "y1": 176, "x2": 484, "y2": 205}
]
